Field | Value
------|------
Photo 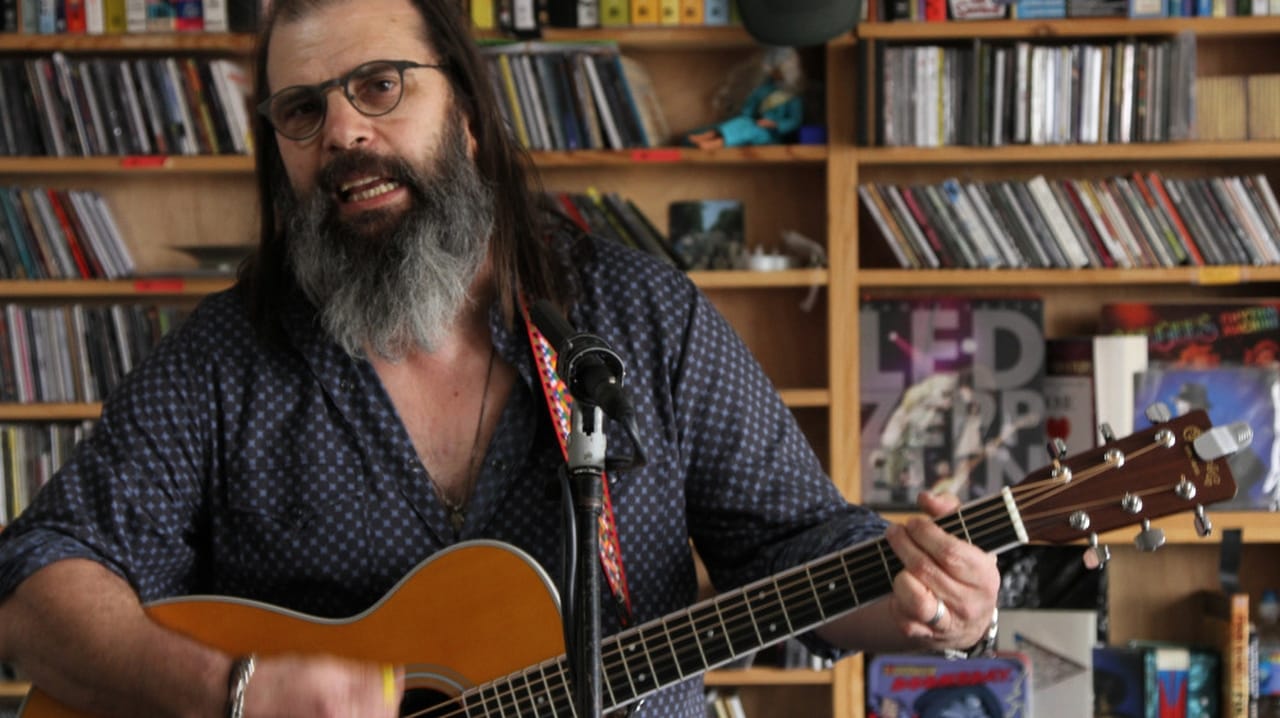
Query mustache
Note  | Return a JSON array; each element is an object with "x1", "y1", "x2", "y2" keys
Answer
[{"x1": 315, "y1": 149, "x2": 423, "y2": 197}]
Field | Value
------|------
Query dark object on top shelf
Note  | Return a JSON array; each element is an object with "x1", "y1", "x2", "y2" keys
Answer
[{"x1": 736, "y1": 0, "x2": 859, "y2": 48}]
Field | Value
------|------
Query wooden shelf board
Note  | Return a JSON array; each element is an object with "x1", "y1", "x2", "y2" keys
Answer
[
  {"x1": 0, "y1": 156, "x2": 254, "y2": 174},
  {"x1": 0, "y1": 393, "x2": 827, "y2": 421},
  {"x1": 856, "y1": 141, "x2": 1280, "y2": 165},
  {"x1": 856, "y1": 17, "x2": 1280, "y2": 40},
  {"x1": 0, "y1": 272, "x2": 824, "y2": 296},
  {"x1": 705, "y1": 668, "x2": 834, "y2": 686},
  {"x1": 0, "y1": 278, "x2": 234, "y2": 297},
  {"x1": 532, "y1": 145, "x2": 828, "y2": 167},
  {"x1": 476, "y1": 26, "x2": 758, "y2": 49},
  {"x1": 690, "y1": 268, "x2": 828, "y2": 288},
  {"x1": 0, "y1": 681, "x2": 29, "y2": 699},
  {"x1": 778, "y1": 389, "x2": 831, "y2": 408},
  {"x1": 0, "y1": 403, "x2": 101, "y2": 421},
  {"x1": 856, "y1": 266, "x2": 1280, "y2": 287},
  {"x1": 0, "y1": 32, "x2": 256, "y2": 52},
  {"x1": 880, "y1": 510, "x2": 1280, "y2": 543}
]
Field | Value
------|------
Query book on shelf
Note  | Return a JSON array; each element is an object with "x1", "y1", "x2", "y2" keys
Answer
[
  {"x1": 1099, "y1": 301, "x2": 1280, "y2": 369},
  {"x1": 1092, "y1": 645, "x2": 1154, "y2": 718},
  {"x1": 1128, "y1": 641, "x2": 1221, "y2": 718},
  {"x1": 1197, "y1": 591, "x2": 1254, "y2": 718},
  {"x1": 997, "y1": 609, "x2": 1097, "y2": 718},
  {"x1": 1043, "y1": 334, "x2": 1148, "y2": 455},
  {"x1": 0, "y1": 421, "x2": 94, "y2": 523},
  {"x1": 859, "y1": 296, "x2": 1046, "y2": 509},
  {"x1": 1133, "y1": 364, "x2": 1280, "y2": 510},
  {"x1": 858, "y1": 172, "x2": 1280, "y2": 271},
  {"x1": 867, "y1": 35, "x2": 1194, "y2": 149},
  {"x1": 864, "y1": 652, "x2": 1033, "y2": 718}
]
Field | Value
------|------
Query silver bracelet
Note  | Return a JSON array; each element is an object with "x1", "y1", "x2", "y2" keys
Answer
[
  {"x1": 943, "y1": 607, "x2": 999, "y2": 660},
  {"x1": 227, "y1": 654, "x2": 257, "y2": 718}
]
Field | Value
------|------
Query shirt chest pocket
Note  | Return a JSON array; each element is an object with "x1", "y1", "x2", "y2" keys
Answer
[{"x1": 222, "y1": 465, "x2": 373, "y2": 588}]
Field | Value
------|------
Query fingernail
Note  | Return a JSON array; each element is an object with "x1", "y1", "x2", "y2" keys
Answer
[{"x1": 382, "y1": 664, "x2": 396, "y2": 706}]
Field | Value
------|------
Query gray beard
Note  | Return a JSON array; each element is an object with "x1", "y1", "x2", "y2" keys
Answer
[{"x1": 283, "y1": 123, "x2": 495, "y2": 360}]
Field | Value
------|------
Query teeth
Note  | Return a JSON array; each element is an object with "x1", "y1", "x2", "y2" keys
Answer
[
  {"x1": 347, "y1": 181, "x2": 400, "y2": 202},
  {"x1": 338, "y1": 176, "x2": 381, "y2": 193}
]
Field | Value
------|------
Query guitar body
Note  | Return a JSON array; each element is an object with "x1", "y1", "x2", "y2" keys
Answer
[{"x1": 21, "y1": 541, "x2": 567, "y2": 718}]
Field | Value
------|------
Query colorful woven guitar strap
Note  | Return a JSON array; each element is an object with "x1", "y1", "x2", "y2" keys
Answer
[{"x1": 521, "y1": 300, "x2": 634, "y2": 627}]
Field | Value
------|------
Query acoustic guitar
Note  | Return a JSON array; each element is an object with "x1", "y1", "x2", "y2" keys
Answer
[{"x1": 20, "y1": 409, "x2": 1240, "y2": 717}]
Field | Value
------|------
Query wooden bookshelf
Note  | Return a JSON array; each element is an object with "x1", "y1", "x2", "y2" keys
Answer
[
  {"x1": 3, "y1": 13, "x2": 1280, "y2": 718},
  {"x1": 857, "y1": 16, "x2": 1280, "y2": 39}
]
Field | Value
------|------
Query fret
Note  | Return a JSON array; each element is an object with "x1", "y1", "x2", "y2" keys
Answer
[
  {"x1": 875, "y1": 539, "x2": 894, "y2": 584},
  {"x1": 457, "y1": 687, "x2": 474, "y2": 717},
  {"x1": 610, "y1": 634, "x2": 641, "y2": 703},
  {"x1": 629, "y1": 623, "x2": 661, "y2": 696},
  {"x1": 591, "y1": 647, "x2": 617, "y2": 709},
  {"x1": 670, "y1": 606, "x2": 711, "y2": 675},
  {"x1": 955, "y1": 506, "x2": 972, "y2": 543},
  {"x1": 520, "y1": 666, "x2": 550, "y2": 718},
  {"x1": 710, "y1": 598, "x2": 740, "y2": 658},
  {"x1": 805, "y1": 566, "x2": 827, "y2": 622},
  {"x1": 687, "y1": 602, "x2": 736, "y2": 667},
  {"x1": 747, "y1": 585, "x2": 787, "y2": 645},
  {"x1": 549, "y1": 660, "x2": 577, "y2": 717},
  {"x1": 807, "y1": 560, "x2": 854, "y2": 621},
  {"x1": 721, "y1": 592, "x2": 764, "y2": 658},
  {"x1": 779, "y1": 572, "x2": 827, "y2": 629},
  {"x1": 637, "y1": 621, "x2": 684, "y2": 686},
  {"x1": 770, "y1": 577, "x2": 797, "y2": 633},
  {"x1": 478, "y1": 681, "x2": 505, "y2": 717},
  {"x1": 837, "y1": 551, "x2": 859, "y2": 606},
  {"x1": 739, "y1": 587, "x2": 766, "y2": 647},
  {"x1": 657, "y1": 616, "x2": 687, "y2": 679}
]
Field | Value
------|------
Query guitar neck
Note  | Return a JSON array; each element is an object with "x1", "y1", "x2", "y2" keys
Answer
[{"x1": 460, "y1": 490, "x2": 1026, "y2": 716}]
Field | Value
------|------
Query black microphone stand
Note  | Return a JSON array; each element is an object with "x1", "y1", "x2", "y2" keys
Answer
[{"x1": 566, "y1": 399, "x2": 607, "y2": 718}]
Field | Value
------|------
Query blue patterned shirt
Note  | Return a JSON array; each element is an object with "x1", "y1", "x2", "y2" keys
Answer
[{"x1": 0, "y1": 236, "x2": 887, "y2": 716}]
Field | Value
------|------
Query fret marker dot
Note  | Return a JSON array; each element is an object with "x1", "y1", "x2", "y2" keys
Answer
[{"x1": 769, "y1": 623, "x2": 777, "y2": 632}]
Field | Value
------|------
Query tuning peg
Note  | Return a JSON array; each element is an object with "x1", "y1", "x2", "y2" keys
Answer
[
  {"x1": 1047, "y1": 438, "x2": 1067, "y2": 461},
  {"x1": 1192, "y1": 421, "x2": 1255, "y2": 461},
  {"x1": 1194, "y1": 505, "x2": 1213, "y2": 538},
  {"x1": 1134, "y1": 518, "x2": 1166, "y2": 552},
  {"x1": 1099, "y1": 422, "x2": 1116, "y2": 444},
  {"x1": 1083, "y1": 533, "x2": 1110, "y2": 570},
  {"x1": 1145, "y1": 402, "x2": 1172, "y2": 424}
]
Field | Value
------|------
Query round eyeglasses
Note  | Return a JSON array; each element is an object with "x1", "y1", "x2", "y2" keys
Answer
[{"x1": 258, "y1": 59, "x2": 446, "y2": 142}]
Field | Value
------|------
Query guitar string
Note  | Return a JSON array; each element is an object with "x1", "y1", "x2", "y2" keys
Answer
[
  {"x1": 397, "y1": 471, "x2": 1098, "y2": 718},
  {"x1": 399, "y1": 474, "x2": 1098, "y2": 718},
  {"x1": 399, "y1": 435, "x2": 1169, "y2": 717}
]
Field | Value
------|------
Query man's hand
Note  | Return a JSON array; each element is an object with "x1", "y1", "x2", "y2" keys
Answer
[
  {"x1": 882, "y1": 491, "x2": 1000, "y2": 652},
  {"x1": 244, "y1": 655, "x2": 404, "y2": 718}
]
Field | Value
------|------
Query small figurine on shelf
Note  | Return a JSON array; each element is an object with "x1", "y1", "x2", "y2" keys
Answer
[{"x1": 685, "y1": 47, "x2": 805, "y2": 149}]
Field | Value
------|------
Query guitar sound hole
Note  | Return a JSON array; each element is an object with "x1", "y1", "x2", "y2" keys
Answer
[{"x1": 400, "y1": 687, "x2": 454, "y2": 717}]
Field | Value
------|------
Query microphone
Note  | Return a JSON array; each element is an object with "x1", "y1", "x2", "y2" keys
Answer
[{"x1": 531, "y1": 299, "x2": 634, "y2": 424}]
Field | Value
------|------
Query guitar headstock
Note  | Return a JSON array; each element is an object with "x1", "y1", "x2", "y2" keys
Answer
[{"x1": 1011, "y1": 409, "x2": 1238, "y2": 546}]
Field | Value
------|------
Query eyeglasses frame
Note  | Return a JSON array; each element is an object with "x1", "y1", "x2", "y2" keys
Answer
[{"x1": 257, "y1": 59, "x2": 447, "y2": 141}]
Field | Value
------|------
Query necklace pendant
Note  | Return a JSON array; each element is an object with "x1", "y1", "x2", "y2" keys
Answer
[{"x1": 449, "y1": 507, "x2": 466, "y2": 532}]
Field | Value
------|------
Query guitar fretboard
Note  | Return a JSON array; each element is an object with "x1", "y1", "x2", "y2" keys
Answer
[{"x1": 447, "y1": 491, "x2": 1024, "y2": 717}]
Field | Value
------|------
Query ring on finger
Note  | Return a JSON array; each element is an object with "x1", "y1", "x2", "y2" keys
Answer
[{"x1": 925, "y1": 596, "x2": 947, "y2": 628}]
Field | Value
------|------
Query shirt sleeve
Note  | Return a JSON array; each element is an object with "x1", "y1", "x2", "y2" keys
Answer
[
  {"x1": 0, "y1": 321, "x2": 211, "y2": 603},
  {"x1": 672, "y1": 290, "x2": 889, "y2": 656}
]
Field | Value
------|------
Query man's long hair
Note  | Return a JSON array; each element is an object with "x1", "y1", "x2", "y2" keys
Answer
[{"x1": 240, "y1": 0, "x2": 577, "y2": 335}]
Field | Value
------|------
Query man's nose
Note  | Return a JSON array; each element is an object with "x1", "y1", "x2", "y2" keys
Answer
[{"x1": 320, "y1": 90, "x2": 373, "y2": 150}]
